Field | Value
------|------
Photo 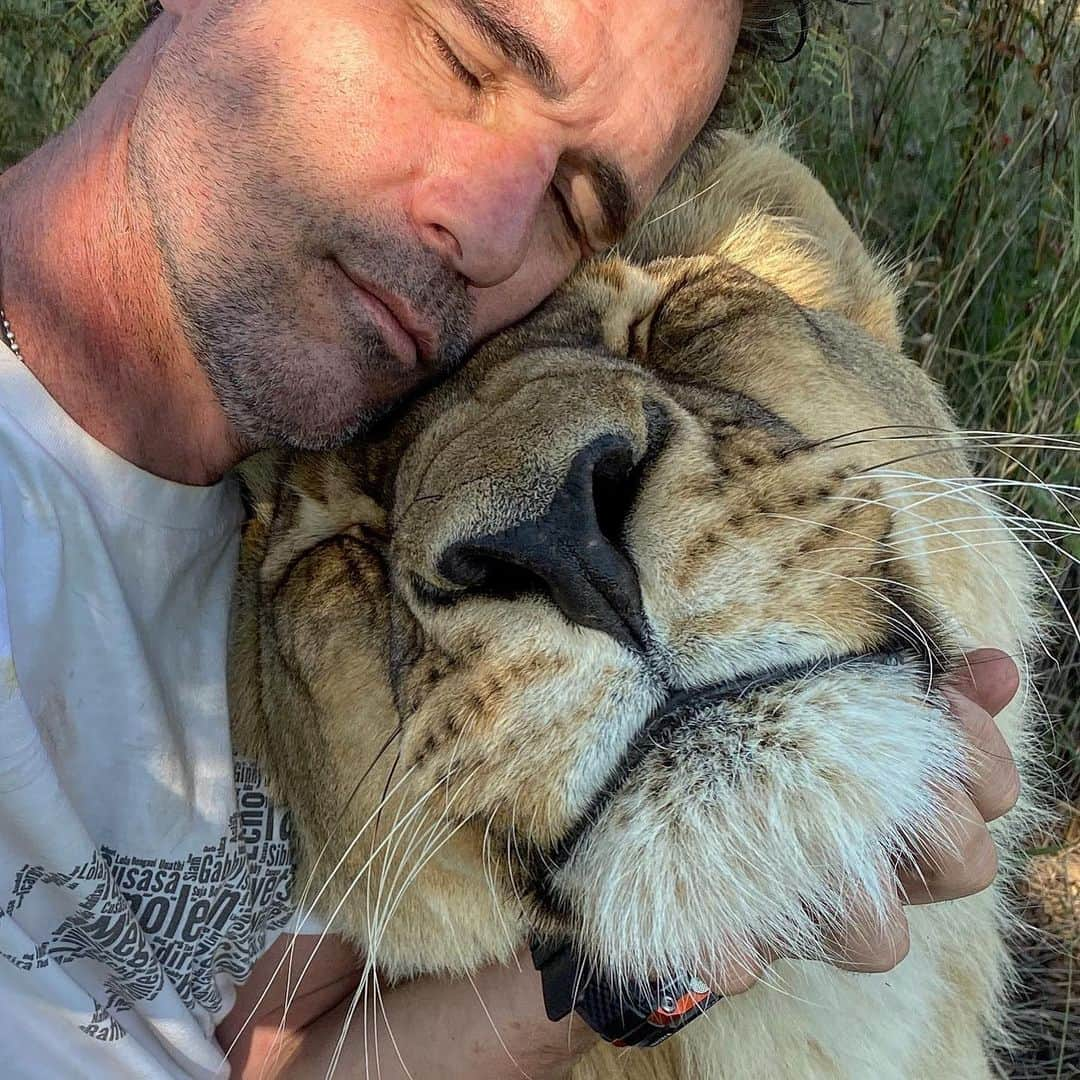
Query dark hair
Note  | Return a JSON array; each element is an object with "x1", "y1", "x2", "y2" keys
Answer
[
  {"x1": 738, "y1": 0, "x2": 862, "y2": 63},
  {"x1": 687, "y1": 1, "x2": 854, "y2": 155},
  {"x1": 737, "y1": 0, "x2": 812, "y2": 61}
]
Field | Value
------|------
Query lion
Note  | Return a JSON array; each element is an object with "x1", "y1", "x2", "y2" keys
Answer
[{"x1": 228, "y1": 130, "x2": 1043, "y2": 1078}]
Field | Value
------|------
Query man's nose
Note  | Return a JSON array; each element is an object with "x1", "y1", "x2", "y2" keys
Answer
[
  {"x1": 436, "y1": 435, "x2": 648, "y2": 651},
  {"x1": 410, "y1": 130, "x2": 558, "y2": 289}
]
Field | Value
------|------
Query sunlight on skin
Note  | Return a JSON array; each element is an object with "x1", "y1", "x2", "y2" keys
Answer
[{"x1": 0, "y1": 0, "x2": 738, "y2": 483}]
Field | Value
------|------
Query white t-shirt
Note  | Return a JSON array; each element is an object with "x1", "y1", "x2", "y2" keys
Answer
[{"x1": 0, "y1": 340, "x2": 302, "y2": 1077}]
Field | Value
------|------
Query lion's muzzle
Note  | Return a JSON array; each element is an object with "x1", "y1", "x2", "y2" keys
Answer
[{"x1": 528, "y1": 650, "x2": 908, "y2": 1047}]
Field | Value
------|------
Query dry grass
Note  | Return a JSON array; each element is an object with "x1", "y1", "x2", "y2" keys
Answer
[
  {"x1": 2, "y1": 0, "x2": 1077, "y2": 1072},
  {"x1": 1008, "y1": 807, "x2": 1080, "y2": 1078}
]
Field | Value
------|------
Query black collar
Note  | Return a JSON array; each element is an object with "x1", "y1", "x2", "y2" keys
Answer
[{"x1": 528, "y1": 648, "x2": 905, "y2": 1045}]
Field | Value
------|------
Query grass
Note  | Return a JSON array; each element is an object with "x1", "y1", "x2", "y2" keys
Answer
[
  {"x1": 0, "y1": 0, "x2": 151, "y2": 162},
  {"x1": 2, "y1": 1, "x2": 1078, "y2": 1074}
]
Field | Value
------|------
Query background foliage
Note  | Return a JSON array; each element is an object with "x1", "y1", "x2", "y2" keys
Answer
[
  {"x1": 727, "y1": 0, "x2": 1078, "y2": 737},
  {"x1": 2, "y1": 0, "x2": 1078, "y2": 1073}
]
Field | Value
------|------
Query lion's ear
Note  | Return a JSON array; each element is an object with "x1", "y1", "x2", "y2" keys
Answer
[{"x1": 621, "y1": 129, "x2": 903, "y2": 351}]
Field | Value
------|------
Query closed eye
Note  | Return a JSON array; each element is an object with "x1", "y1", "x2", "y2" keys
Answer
[
  {"x1": 428, "y1": 24, "x2": 591, "y2": 255},
  {"x1": 429, "y1": 28, "x2": 485, "y2": 93},
  {"x1": 551, "y1": 184, "x2": 583, "y2": 243}
]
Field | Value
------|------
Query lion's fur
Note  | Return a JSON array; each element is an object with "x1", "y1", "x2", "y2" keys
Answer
[{"x1": 229, "y1": 132, "x2": 1042, "y2": 1078}]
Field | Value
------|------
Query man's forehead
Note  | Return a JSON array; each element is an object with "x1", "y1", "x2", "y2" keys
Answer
[{"x1": 502, "y1": 0, "x2": 738, "y2": 183}]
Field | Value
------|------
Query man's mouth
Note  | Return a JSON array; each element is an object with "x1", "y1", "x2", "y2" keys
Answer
[{"x1": 332, "y1": 259, "x2": 438, "y2": 367}]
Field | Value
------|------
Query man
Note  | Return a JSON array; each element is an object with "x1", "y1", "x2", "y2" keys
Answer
[{"x1": 0, "y1": 0, "x2": 1021, "y2": 1076}]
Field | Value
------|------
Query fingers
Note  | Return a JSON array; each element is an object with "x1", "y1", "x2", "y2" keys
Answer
[
  {"x1": 698, "y1": 942, "x2": 773, "y2": 997},
  {"x1": 947, "y1": 648, "x2": 1019, "y2": 718},
  {"x1": 819, "y1": 890, "x2": 910, "y2": 973},
  {"x1": 898, "y1": 787, "x2": 1000, "y2": 904},
  {"x1": 944, "y1": 683, "x2": 1021, "y2": 822},
  {"x1": 886, "y1": 646, "x2": 1017, "y2": 911},
  {"x1": 895, "y1": 648, "x2": 1017, "y2": 904},
  {"x1": 695, "y1": 650, "x2": 1021, "y2": 990},
  {"x1": 702, "y1": 902, "x2": 914, "y2": 987},
  {"x1": 945, "y1": 647, "x2": 1021, "y2": 823}
]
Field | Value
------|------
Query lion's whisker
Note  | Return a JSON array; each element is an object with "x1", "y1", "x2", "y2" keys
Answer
[
  {"x1": 443, "y1": 921, "x2": 534, "y2": 1080},
  {"x1": 364, "y1": 764, "x2": 490, "y2": 964},
  {"x1": 222, "y1": 753, "x2": 418, "y2": 1064},
  {"x1": 359, "y1": 812, "x2": 468, "y2": 1080},
  {"x1": 802, "y1": 423, "x2": 1079, "y2": 454},
  {"x1": 272, "y1": 778, "x2": 455, "y2": 1044},
  {"x1": 825, "y1": 487, "x2": 1061, "y2": 659},
  {"x1": 293, "y1": 726, "x2": 405, "y2": 937},
  {"x1": 333, "y1": 808, "x2": 473, "y2": 1079},
  {"x1": 854, "y1": 440, "x2": 1079, "y2": 477},
  {"x1": 481, "y1": 808, "x2": 522, "y2": 959}
]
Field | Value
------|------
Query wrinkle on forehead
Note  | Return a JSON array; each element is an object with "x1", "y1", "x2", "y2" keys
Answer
[{"x1": 518, "y1": 0, "x2": 740, "y2": 193}]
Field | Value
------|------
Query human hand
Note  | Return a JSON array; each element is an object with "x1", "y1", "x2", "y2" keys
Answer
[
  {"x1": 225, "y1": 933, "x2": 596, "y2": 1080},
  {"x1": 245, "y1": 652, "x2": 1024, "y2": 1075}
]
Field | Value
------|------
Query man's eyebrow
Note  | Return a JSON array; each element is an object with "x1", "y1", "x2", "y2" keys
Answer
[
  {"x1": 446, "y1": 0, "x2": 567, "y2": 100},
  {"x1": 585, "y1": 153, "x2": 639, "y2": 243},
  {"x1": 443, "y1": 1, "x2": 640, "y2": 240}
]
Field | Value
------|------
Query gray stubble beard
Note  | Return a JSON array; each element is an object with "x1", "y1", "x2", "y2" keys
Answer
[{"x1": 127, "y1": 20, "x2": 473, "y2": 452}]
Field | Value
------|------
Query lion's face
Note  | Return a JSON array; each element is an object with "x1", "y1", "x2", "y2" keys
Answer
[
  {"x1": 292, "y1": 252, "x2": 987, "y2": 988},
  {"x1": 233, "y1": 134, "x2": 1038, "y2": 1074}
]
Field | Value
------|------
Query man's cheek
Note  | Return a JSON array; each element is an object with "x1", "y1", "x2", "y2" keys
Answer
[{"x1": 468, "y1": 244, "x2": 581, "y2": 343}]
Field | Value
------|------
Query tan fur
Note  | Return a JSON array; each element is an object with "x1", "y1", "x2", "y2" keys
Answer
[{"x1": 229, "y1": 132, "x2": 1042, "y2": 1078}]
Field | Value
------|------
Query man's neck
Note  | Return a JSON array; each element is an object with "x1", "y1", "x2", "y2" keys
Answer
[{"x1": 0, "y1": 16, "x2": 244, "y2": 486}]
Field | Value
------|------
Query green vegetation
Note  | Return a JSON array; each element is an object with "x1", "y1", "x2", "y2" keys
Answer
[
  {"x1": 732, "y1": 10, "x2": 1080, "y2": 1071},
  {"x1": 730, "y1": 33, "x2": 1079, "y2": 1062},
  {"x1": 0, "y1": 0, "x2": 150, "y2": 161},
  {"x1": 1, "y1": 3, "x2": 1077, "y2": 1071}
]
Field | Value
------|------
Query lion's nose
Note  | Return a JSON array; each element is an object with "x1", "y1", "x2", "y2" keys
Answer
[{"x1": 438, "y1": 435, "x2": 647, "y2": 650}]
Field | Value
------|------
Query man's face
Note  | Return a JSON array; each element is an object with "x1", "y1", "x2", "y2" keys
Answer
[{"x1": 130, "y1": 0, "x2": 740, "y2": 449}]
